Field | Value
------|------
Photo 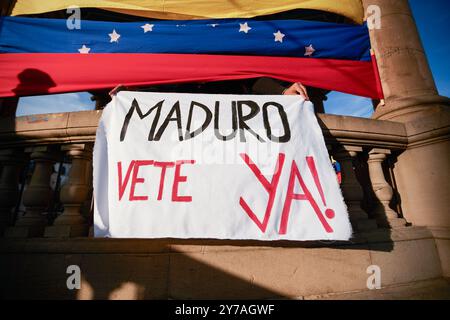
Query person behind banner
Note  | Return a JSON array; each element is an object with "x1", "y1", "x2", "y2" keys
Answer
[{"x1": 108, "y1": 79, "x2": 311, "y2": 102}]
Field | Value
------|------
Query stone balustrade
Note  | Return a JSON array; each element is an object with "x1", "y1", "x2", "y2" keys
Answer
[{"x1": 0, "y1": 110, "x2": 409, "y2": 238}]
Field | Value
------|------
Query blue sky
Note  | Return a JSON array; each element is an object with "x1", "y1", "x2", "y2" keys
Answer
[
  {"x1": 16, "y1": 0, "x2": 450, "y2": 117},
  {"x1": 325, "y1": 0, "x2": 450, "y2": 117},
  {"x1": 411, "y1": 0, "x2": 450, "y2": 98}
]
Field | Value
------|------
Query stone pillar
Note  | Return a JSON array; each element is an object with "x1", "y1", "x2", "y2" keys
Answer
[
  {"x1": 367, "y1": 149, "x2": 406, "y2": 228},
  {"x1": 334, "y1": 146, "x2": 377, "y2": 232},
  {"x1": 0, "y1": 149, "x2": 26, "y2": 235},
  {"x1": 363, "y1": 0, "x2": 450, "y2": 276},
  {"x1": 45, "y1": 144, "x2": 92, "y2": 237},
  {"x1": 5, "y1": 146, "x2": 57, "y2": 238},
  {"x1": 362, "y1": 0, "x2": 449, "y2": 120}
]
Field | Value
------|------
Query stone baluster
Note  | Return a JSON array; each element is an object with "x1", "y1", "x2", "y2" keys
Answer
[
  {"x1": 368, "y1": 149, "x2": 407, "y2": 228},
  {"x1": 334, "y1": 146, "x2": 378, "y2": 232},
  {"x1": 5, "y1": 146, "x2": 57, "y2": 238},
  {"x1": 45, "y1": 144, "x2": 92, "y2": 237},
  {"x1": 0, "y1": 149, "x2": 26, "y2": 235}
]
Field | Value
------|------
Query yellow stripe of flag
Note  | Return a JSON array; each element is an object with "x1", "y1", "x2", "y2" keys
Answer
[{"x1": 11, "y1": 0, "x2": 364, "y2": 23}]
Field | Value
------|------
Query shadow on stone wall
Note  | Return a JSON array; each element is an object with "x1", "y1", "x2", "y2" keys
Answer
[{"x1": 0, "y1": 233, "x2": 399, "y2": 300}]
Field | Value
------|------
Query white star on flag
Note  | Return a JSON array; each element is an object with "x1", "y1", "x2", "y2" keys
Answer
[
  {"x1": 208, "y1": 24, "x2": 219, "y2": 28},
  {"x1": 305, "y1": 44, "x2": 316, "y2": 56},
  {"x1": 78, "y1": 45, "x2": 90, "y2": 54},
  {"x1": 273, "y1": 30, "x2": 285, "y2": 43},
  {"x1": 141, "y1": 23, "x2": 154, "y2": 33},
  {"x1": 109, "y1": 29, "x2": 120, "y2": 43},
  {"x1": 239, "y1": 22, "x2": 251, "y2": 34}
]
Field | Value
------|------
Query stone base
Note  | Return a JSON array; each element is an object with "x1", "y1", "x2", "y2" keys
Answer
[
  {"x1": 44, "y1": 224, "x2": 89, "y2": 238},
  {"x1": 4, "y1": 225, "x2": 45, "y2": 238},
  {"x1": 0, "y1": 215, "x2": 12, "y2": 236},
  {"x1": 0, "y1": 226, "x2": 444, "y2": 299},
  {"x1": 306, "y1": 278, "x2": 450, "y2": 300},
  {"x1": 88, "y1": 226, "x2": 94, "y2": 237},
  {"x1": 351, "y1": 219, "x2": 378, "y2": 232},
  {"x1": 375, "y1": 215, "x2": 408, "y2": 229},
  {"x1": 386, "y1": 218, "x2": 408, "y2": 229},
  {"x1": 429, "y1": 227, "x2": 450, "y2": 278},
  {"x1": 0, "y1": 225, "x2": 6, "y2": 237}
]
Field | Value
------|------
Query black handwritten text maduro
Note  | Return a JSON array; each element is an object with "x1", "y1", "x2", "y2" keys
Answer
[{"x1": 120, "y1": 98, "x2": 291, "y2": 143}]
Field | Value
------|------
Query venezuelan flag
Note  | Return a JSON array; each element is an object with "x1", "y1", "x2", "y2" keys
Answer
[{"x1": 0, "y1": 1, "x2": 383, "y2": 99}]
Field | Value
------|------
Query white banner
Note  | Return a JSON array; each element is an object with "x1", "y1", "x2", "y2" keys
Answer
[{"x1": 93, "y1": 92, "x2": 351, "y2": 240}]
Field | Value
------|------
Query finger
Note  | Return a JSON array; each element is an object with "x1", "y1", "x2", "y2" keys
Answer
[
  {"x1": 293, "y1": 83, "x2": 304, "y2": 96},
  {"x1": 108, "y1": 88, "x2": 117, "y2": 97},
  {"x1": 293, "y1": 83, "x2": 307, "y2": 100},
  {"x1": 109, "y1": 86, "x2": 119, "y2": 96},
  {"x1": 298, "y1": 83, "x2": 310, "y2": 100},
  {"x1": 109, "y1": 84, "x2": 125, "y2": 97},
  {"x1": 283, "y1": 84, "x2": 296, "y2": 95},
  {"x1": 301, "y1": 85, "x2": 309, "y2": 100}
]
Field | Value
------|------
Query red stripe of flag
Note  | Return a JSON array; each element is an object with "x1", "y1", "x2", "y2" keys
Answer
[{"x1": 0, "y1": 53, "x2": 383, "y2": 99}]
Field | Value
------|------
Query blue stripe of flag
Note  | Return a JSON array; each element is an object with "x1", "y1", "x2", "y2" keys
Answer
[{"x1": 0, "y1": 16, "x2": 371, "y2": 61}]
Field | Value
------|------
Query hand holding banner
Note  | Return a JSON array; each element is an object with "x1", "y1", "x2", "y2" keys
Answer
[{"x1": 93, "y1": 92, "x2": 352, "y2": 240}]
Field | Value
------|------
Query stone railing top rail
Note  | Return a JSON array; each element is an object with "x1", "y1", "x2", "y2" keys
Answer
[{"x1": 0, "y1": 110, "x2": 408, "y2": 149}]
